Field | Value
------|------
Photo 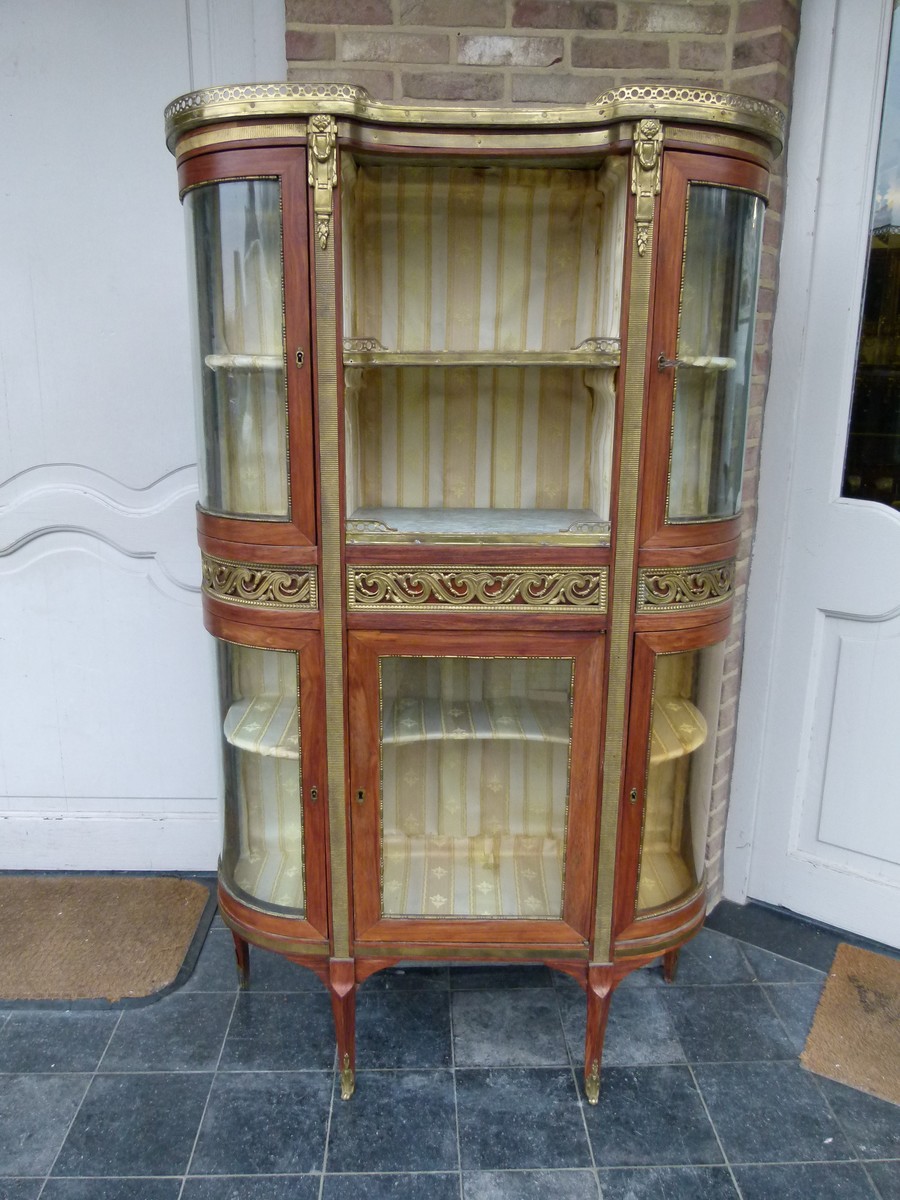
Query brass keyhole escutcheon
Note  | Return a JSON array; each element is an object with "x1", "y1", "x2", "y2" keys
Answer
[
  {"x1": 309, "y1": 786, "x2": 318, "y2": 803},
  {"x1": 356, "y1": 789, "x2": 365, "y2": 805},
  {"x1": 629, "y1": 787, "x2": 638, "y2": 805},
  {"x1": 296, "y1": 348, "x2": 305, "y2": 367}
]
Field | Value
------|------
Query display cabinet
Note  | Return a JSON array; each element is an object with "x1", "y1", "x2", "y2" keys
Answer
[{"x1": 165, "y1": 84, "x2": 782, "y2": 1104}]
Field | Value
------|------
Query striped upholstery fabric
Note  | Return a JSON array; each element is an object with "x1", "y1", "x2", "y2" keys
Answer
[
  {"x1": 342, "y1": 158, "x2": 627, "y2": 353},
  {"x1": 220, "y1": 646, "x2": 305, "y2": 914},
  {"x1": 344, "y1": 365, "x2": 615, "y2": 521},
  {"x1": 379, "y1": 657, "x2": 572, "y2": 919}
]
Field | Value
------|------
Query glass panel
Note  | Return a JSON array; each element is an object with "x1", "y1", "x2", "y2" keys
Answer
[
  {"x1": 341, "y1": 160, "x2": 628, "y2": 353},
  {"x1": 842, "y1": 9, "x2": 900, "y2": 507},
  {"x1": 637, "y1": 642, "x2": 726, "y2": 913},
  {"x1": 669, "y1": 186, "x2": 765, "y2": 521},
  {"x1": 185, "y1": 180, "x2": 288, "y2": 519},
  {"x1": 379, "y1": 656, "x2": 574, "y2": 918},
  {"x1": 217, "y1": 643, "x2": 304, "y2": 916},
  {"x1": 344, "y1": 365, "x2": 614, "y2": 542}
]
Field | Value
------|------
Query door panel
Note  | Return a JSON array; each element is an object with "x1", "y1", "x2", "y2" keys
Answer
[{"x1": 348, "y1": 629, "x2": 604, "y2": 945}]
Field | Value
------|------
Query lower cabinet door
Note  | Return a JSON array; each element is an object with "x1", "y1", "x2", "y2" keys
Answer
[
  {"x1": 211, "y1": 623, "x2": 329, "y2": 941},
  {"x1": 348, "y1": 629, "x2": 605, "y2": 948},
  {"x1": 617, "y1": 619, "x2": 731, "y2": 934}
]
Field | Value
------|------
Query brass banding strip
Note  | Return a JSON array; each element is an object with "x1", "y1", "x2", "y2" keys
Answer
[
  {"x1": 176, "y1": 122, "x2": 308, "y2": 158},
  {"x1": 592, "y1": 130, "x2": 657, "y2": 963},
  {"x1": 310, "y1": 125, "x2": 351, "y2": 959}
]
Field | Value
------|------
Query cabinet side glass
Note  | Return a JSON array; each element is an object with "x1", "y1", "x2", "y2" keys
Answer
[
  {"x1": 184, "y1": 179, "x2": 289, "y2": 519},
  {"x1": 217, "y1": 642, "x2": 305, "y2": 916},
  {"x1": 668, "y1": 186, "x2": 765, "y2": 522}
]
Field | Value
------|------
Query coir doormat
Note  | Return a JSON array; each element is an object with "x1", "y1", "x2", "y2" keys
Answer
[
  {"x1": 801, "y1": 942, "x2": 900, "y2": 1106},
  {"x1": 0, "y1": 875, "x2": 213, "y2": 1005}
]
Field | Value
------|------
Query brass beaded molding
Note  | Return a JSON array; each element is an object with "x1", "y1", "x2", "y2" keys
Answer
[
  {"x1": 636, "y1": 560, "x2": 735, "y2": 613},
  {"x1": 165, "y1": 83, "x2": 784, "y2": 154},
  {"x1": 347, "y1": 566, "x2": 609, "y2": 613},
  {"x1": 201, "y1": 554, "x2": 318, "y2": 610}
]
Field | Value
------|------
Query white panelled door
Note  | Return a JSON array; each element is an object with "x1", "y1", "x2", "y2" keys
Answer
[{"x1": 727, "y1": 0, "x2": 900, "y2": 946}]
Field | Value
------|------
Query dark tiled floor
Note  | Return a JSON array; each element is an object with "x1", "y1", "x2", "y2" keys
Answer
[{"x1": 0, "y1": 917, "x2": 897, "y2": 1199}]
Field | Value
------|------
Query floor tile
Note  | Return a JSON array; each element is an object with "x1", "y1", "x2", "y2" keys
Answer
[
  {"x1": 189, "y1": 1072, "x2": 331, "y2": 1176},
  {"x1": 0, "y1": 1182, "x2": 42, "y2": 1200},
  {"x1": 463, "y1": 1168, "x2": 600, "y2": 1198},
  {"x1": 356, "y1": 991, "x2": 452, "y2": 1069},
  {"x1": 243, "y1": 948, "x2": 325, "y2": 993},
  {"x1": 323, "y1": 1173, "x2": 460, "y2": 1198},
  {"x1": 361, "y1": 967, "x2": 450, "y2": 992},
  {"x1": 694, "y1": 1061, "x2": 853, "y2": 1164},
  {"x1": 866, "y1": 1160, "x2": 900, "y2": 1199},
  {"x1": 558, "y1": 987, "x2": 685, "y2": 1068},
  {"x1": 456, "y1": 1068, "x2": 590, "y2": 1171},
  {"x1": 326, "y1": 1070, "x2": 457, "y2": 1174},
  {"x1": 450, "y1": 966, "x2": 553, "y2": 990},
  {"x1": 617, "y1": 963, "x2": 665, "y2": 990},
  {"x1": 181, "y1": 1176, "x2": 321, "y2": 1198},
  {"x1": 100, "y1": 993, "x2": 234, "y2": 1071},
  {"x1": 664, "y1": 929, "x2": 757, "y2": 986},
  {"x1": 0, "y1": 1074, "x2": 89, "y2": 1176},
  {"x1": 0, "y1": 1013, "x2": 119, "y2": 1072},
  {"x1": 817, "y1": 1078, "x2": 900, "y2": 1160},
  {"x1": 763, "y1": 982, "x2": 824, "y2": 1053},
  {"x1": 705, "y1": 900, "x2": 841, "y2": 973},
  {"x1": 734, "y1": 1163, "x2": 881, "y2": 1199},
  {"x1": 741, "y1": 941, "x2": 828, "y2": 983},
  {"x1": 663, "y1": 984, "x2": 797, "y2": 1061},
  {"x1": 218, "y1": 992, "x2": 335, "y2": 1071},
  {"x1": 181, "y1": 933, "x2": 241, "y2": 993},
  {"x1": 583, "y1": 1065, "x2": 721, "y2": 1167},
  {"x1": 52, "y1": 1073, "x2": 211, "y2": 1178},
  {"x1": 41, "y1": 1180, "x2": 183, "y2": 1199},
  {"x1": 452, "y1": 990, "x2": 568, "y2": 1068},
  {"x1": 597, "y1": 1166, "x2": 738, "y2": 1198}
]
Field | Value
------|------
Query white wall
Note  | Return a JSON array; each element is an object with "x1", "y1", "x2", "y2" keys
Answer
[{"x1": 0, "y1": 0, "x2": 285, "y2": 868}]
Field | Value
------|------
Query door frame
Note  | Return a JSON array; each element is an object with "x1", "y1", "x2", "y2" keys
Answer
[{"x1": 725, "y1": 0, "x2": 899, "y2": 929}]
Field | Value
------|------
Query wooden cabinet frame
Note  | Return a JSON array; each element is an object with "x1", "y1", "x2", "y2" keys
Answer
[{"x1": 165, "y1": 85, "x2": 783, "y2": 1105}]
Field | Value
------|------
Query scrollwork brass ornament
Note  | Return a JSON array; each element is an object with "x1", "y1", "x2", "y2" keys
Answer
[
  {"x1": 631, "y1": 118, "x2": 663, "y2": 256},
  {"x1": 636, "y1": 560, "x2": 735, "y2": 613},
  {"x1": 201, "y1": 554, "x2": 318, "y2": 610},
  {"x1": 348, "y1": 566, "x2": 608, "y2": 612},
  {"x1": 307, "y1": 114, "x2": 337, "y2": 249}
]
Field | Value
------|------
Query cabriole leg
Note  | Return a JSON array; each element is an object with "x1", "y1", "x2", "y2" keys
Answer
[
  {"x1": 328, "y1": 959, "x2": 357, "y2": 1100},
  {"x1": 662, "y1": 947, "x2": 680, "y2": 984},
  {"x1": 584, "y1": 964, "x2": 616, "y2": 1105},
  {"x1": 231, "y1": 932, "x2": 250, "y2": 989}
]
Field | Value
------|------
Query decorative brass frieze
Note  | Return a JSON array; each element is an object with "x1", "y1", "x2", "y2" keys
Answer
[
  {"x1": 307, "y1": 114, "x2": 337, "y2": 249},
  {"x1": 631, "y1": 118, "x2": 663, "y2": 256},
  {"x1": 636, "y1": 560, "x2": 735, "y2": 613},
  {"x1": 201, "y1": 555, "x2": 318, "y2": 610},
  {"x1": 348, "y1": 566, "x2": 608, "y2": 613}
]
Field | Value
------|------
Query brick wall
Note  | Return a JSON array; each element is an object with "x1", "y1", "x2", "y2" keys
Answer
[{"x1": 285, "y1": 0, "x2": 801, "y2": 906}]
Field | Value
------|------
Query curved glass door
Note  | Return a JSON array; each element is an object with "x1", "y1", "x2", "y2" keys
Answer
[
  {"x1": 217, "y1": 642, "x2": 304, "y2": 915},
  {"x1": 668, "y1": 186, "x2": 765, "y2": 522},
  {"x1": 636, "y1": 640, "x2": 726, "y2": 912},
  {"x1": 185, "y1": 180, "x2": 288, "y2": 519}
]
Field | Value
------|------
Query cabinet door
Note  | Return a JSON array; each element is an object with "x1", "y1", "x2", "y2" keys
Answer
[
  {"x1": 212, "y1": 625, "x2": 328, "y2": 941},
  {"x1": 178, "y1": 149, "x2": 315, "y2": 547},
  {"x1": 616, "y1": 619, "x2": 730, "y2": 936},
  {"x1": 641, "y1": 153, "x2": 768, "y2": 549},
  {"x1": 348, "y1": 630, "x2": 604, "y2": 948}
]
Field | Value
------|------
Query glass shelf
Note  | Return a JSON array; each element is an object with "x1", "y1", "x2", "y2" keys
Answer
[
  {"x1": 343, "y1": 340, "x2": 621, "y2": 369},
  {"x1": 224, "y1": 695, "x2": 300, "y2": 759},
  {"x1": 205, "y1": 353, "x2": 283, "y2": 372}
]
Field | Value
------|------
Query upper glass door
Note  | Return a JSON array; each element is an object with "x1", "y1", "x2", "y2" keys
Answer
[{"x1": 340, "y1": 155, "x2": 628, "y2": 545}]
